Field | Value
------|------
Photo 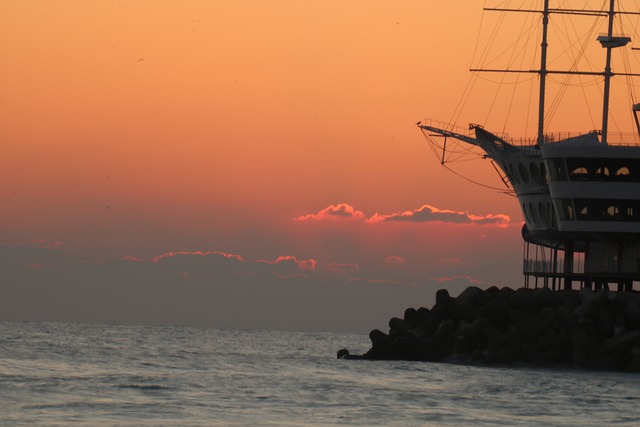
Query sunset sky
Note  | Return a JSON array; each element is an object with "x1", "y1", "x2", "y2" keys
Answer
[{"x1": 2, "y1": 1, "x2": 637, "y2": 333}]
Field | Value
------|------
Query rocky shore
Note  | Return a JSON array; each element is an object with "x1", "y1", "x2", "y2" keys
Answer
[{"x1": 338, "y1": 286, "x2": 640, "y2": 372}]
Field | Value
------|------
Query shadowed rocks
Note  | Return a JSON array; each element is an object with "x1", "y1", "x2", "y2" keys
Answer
[{"x1": 338, "y1": 286, "x2": 640, "y2": 372}]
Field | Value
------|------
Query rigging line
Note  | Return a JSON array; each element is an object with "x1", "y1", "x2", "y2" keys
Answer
[
  {"x1": 480, "y1": 14, "x2": 540, "y2": 71},
  {"x1": 472, "y1": 74, "x2": 536, "y2": 85},
  {"x1": 546, "y1": 15, "x2": 601, "y2": 126},
  {"x1": 546, "y1": 13, "x2": 599, "y2": 124},
  {"x1": 449, "y1": 139, "x2": 483, "y2": 163},
  {"x1": 470, "y1": 0, "x2": 489, "y2": 68},
  {"x1": 524, "y1": 8, "x2": 542, "y2": 139},
  {"x1": 421, "y1": 133, "x2": 485, "y2": 164},
  {"x1": 476, "y1": 5, "x2": 509, "y2": 70},
  {"x1": 446, "y1": 0, "x2": 488, "y2": 128},
  {"x1": 448, "y1": 72, "x2": 478, "y2": 129},
  {"x1": 445, "y1": 137, "x2": 476, "y2": 163},
  {"x1": 441, "y1": 162, "x2": 516, "y2": 192},
  {"x1": 620, "y1": 26, "x2": 637, "y2": 138},
  {"x1": 452, "y1": 2, "x2": 510, "y2": 128},
  {"x1": 502, "y1": 6, "x2": 538, "y2": 135}
]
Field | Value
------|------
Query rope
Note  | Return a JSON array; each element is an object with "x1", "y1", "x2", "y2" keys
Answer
[{"x1": 421, "y1": 132, "x2": 515, "y2": 193}]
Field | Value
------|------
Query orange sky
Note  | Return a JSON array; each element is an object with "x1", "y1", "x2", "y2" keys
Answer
[{"x1": 2, "y1": 1, "x2": 638, "y2": 331}]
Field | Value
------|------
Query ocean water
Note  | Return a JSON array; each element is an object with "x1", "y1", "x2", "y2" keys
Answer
[{"x1": 1, "y1": 322, "x2": 639, "y2": 426}]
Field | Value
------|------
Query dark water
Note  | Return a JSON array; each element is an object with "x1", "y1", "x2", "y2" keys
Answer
[{"x1": 1, "y1": 321, "x2": 639, "y2": 426}]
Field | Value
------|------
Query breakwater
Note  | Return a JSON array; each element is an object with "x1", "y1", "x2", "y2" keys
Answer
[{"x1": 339, "y1": 286, "x2": 640, "y2": 372}]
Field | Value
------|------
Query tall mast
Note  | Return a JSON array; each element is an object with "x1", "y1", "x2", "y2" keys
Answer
[
  {"x1": 537, "y1": 0, "x2": 550, "y2": 145},
  {"x1": 473, "y1": 2, "x2": 639, "y2": 142},
  {"x1": 601, "y1": 0, "x2": 616, "y2": 144}
]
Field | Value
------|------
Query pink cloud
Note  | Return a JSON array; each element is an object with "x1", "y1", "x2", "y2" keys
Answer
[
  {"x1": 293, "y1": 203, "x2": 365, "y2": 221},
  {"x1": 385, "y1": 256, "x2": 406, "y2": 264},
  {"x1": 295, "y1": 203, "x2": 510, "y2": 227},
  {"x1": 368, "y1": 204, "x2": 510, "y2": 227},
  {"x1": 326, "y1": 262, "x2": 360, "y2": 272},
  {"x1": 151, "y1": 251, "x2": 244, "y2": 263},
  {"x1": 257, "y1": 256, "x2": 317, "y2": 271}
]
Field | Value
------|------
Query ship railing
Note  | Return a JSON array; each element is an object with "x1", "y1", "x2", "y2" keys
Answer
[
  {"x1": 505, "y1": 131, "x2": 640, "y2": 146},
  {"x1": 601, "y1": 132, "x2": 640, "y2": 146},
  {"x1": 523, "y1": 258, "x2": 585, "y2": 275},
  {"x1": 420, "y1": 118, "x2": 475, "y2": 137},
  {"x1": 421, "y1": 121, "x2": 640, "y2": 146}
]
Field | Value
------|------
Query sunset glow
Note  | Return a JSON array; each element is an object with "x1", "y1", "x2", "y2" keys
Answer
[{"x1": 3, "y1": 0, "x2": 602, "y2": 332}]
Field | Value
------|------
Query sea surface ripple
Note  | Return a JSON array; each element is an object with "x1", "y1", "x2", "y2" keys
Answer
[{"x1": 1, "y1": 321, "x2": 639, "y2": 426}]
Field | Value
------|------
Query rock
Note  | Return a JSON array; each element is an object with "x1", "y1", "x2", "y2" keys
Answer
[
  {"x1": 404, "y1": 307, "x2": 418, "y2": 323},
  {"x1": 455, "y1": 286, "x2": 481, "y2": 309},
  {"x1": 339, "y1": 286, "x2": 640, "y2": 372},
  {"x1": 337, "y1": 348, "x2": 349, "y2": 359},
  {"x1": 435, "y1": 288, "x2": 451, "y2": 305},
  {"x1": 574, "y1": 289, "x2": 608, "y2": 320},
  {"x1": 603, "y1": 330, "x2": 640, "y2": 354},
  {"x1": 479, "y1": 295, "x2": 511, "y2": 331},
  {"x1": 389, "y1": 317, "x2": 408, "y2": 336}
]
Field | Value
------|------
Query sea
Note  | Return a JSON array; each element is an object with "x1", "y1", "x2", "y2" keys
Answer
[{"x1": 1, "y1": 322, "x2": 639, "y2": 426}]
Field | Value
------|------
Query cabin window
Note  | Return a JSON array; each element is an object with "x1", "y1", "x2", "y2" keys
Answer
[
  {"x1": 570, "y1": 167, "x2": 588, "y2": 180},
  {"x1": 615, "y1": 167, "x2": 630, "y2": 178},
  {"x1": 579, "y1": 205, "x2": 589, "y2": 219},
  {"x1": 555, "y1": 200, "x2": 574, "y2": 221},
  {"x1": 565, "y1": 198, "x2": 640, "y2": 221}
]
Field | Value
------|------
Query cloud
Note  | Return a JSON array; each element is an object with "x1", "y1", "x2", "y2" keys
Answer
[
  {"x1": 293, "y1": 203, "x2": 365, "y2": 221},
  {"x1": 385, "y1": 256, "x2": 406, "y2": 264},
  {"x1": 326, "y1": 262, "x2": 360, "y2": 272},
  {"x1": 368, "y1": 204, "x2": 510, "y2": 226},
  {"x1": 295, "y1": 203, "x2": 510, "y2": 227},
  {"x1": 430, "y1": 274, "x2": 499, "y2": 287},
  {"x1": 256, "y1": 255, "x2": 317, "y2": 271},
  {"x1": 150, "y1": 251, "x2": 244, "y2": 263}
]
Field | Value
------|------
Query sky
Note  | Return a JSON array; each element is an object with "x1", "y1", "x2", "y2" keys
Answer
[{"x1": 2, "y1": 1, "x2": 637, "y2": 333}]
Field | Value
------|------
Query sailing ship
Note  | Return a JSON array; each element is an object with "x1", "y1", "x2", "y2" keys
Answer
[{"x1": 419, "y1": 0, "x2": 640, "y2": 291}]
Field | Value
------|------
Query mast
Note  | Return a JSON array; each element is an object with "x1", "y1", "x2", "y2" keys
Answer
[
  {"x1": 601, "y1": 0, "x2": 616, "y2": 144},
  {"x1": 473, "y1": 2, "x2": 640, "y2": 144},
  {"x1": 537, "y1": 0, "x2": 550, "y2": 146},
  {"x1": 597, "y1": 0, "x2": 634, "y2": 143}
]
